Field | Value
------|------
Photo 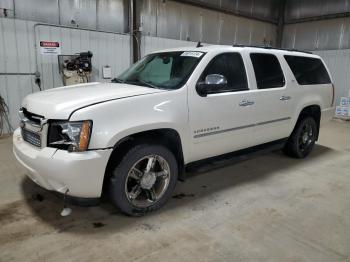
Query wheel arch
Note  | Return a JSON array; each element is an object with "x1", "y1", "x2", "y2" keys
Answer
[
  {"x1": 102, "y1": 128, "x2": 185, "y2": 195},
  {"x1": 294, "y1": 104, "x2": 321, "y2": 140}
]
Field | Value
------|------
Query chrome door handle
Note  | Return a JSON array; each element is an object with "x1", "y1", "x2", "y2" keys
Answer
[
  {"x1": 280, "y1": 96, "x2": 291, "y2": 101},
  {"x1": 239, "y1": 100, "x2": 255, "y2": 106}
]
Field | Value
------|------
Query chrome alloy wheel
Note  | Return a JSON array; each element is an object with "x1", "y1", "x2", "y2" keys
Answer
[
  {"x1": 298, "y1": 122, "x2": 314, "y2": 152},
  {"x1": 125, "y1": 155, "x2": 171, "y2": 208}
]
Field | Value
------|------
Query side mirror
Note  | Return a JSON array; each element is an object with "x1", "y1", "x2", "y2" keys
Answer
[{"x1": 196, "y1": 74, "x2": 228, "y2": 97}]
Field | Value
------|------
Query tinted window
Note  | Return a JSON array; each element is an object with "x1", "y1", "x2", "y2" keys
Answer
[
  {"x1": 284, "y1": 55, "x2": 331, "y2": 85},
  {"x1": 200, "y1": 53, "x2": 248, "y2": 93},
  {"x1": 250, "y1": 53, "x2": 285, "y2": 89}
]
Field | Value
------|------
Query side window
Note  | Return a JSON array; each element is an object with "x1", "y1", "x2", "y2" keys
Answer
[
  {"x1": 250, "y1": 53, "x2": 285, "y2": 89},
  {"x1": 199, "y1": 53, "x2": 248, "y2": 93},
  {"x1": 284, "y1": 56, "x2": 331, "y2": 85}
]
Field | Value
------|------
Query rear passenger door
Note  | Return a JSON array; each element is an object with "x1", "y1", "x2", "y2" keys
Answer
[{"x1": 248, "y1": 53, "x2": 294, "y2": 145}]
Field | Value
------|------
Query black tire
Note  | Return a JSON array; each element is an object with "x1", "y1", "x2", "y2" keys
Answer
[
  {"x1": 283, "y1": 117, "x2": 318, "y2": 159},
  {"x1": 109, "y1": 144, "x2": 178, "y2": 216}
]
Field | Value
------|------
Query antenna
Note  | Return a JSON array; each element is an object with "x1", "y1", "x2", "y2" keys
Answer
[{"x1": 196, "y1": 41, "x2": 203, "y2": 48}]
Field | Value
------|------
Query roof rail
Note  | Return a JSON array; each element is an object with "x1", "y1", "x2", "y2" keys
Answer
[
  {"x1": 196, "y1": 41, "x2": 203, "y2": 48},
  {"x1": 232, "y1": 44, "x2": 312, "y2": 54}
]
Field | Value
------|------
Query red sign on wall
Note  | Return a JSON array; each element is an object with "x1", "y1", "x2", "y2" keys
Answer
[
  {"x1": 39, "y1": 41, "x2": 61, "y2": 55},
  {"x1": 40, "y1": 41, "x2": 60, "y2": 48}
]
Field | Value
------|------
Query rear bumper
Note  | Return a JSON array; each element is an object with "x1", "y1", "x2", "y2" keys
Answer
[
  {"x1": 321, "y1": 107, "x2": 335, "y2": 125},
  {"x1": 13, "y1": 128, "x2": 112, "y2": 198}
]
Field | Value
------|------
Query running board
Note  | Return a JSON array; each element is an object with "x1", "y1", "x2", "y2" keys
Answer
[{"x1": 185, "y1": 138, "x2": 287, "y2": 175}]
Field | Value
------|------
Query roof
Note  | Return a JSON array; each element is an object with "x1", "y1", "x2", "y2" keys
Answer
[{"x1": 150, "y1": 44, "x2": 318, "y2": 58}]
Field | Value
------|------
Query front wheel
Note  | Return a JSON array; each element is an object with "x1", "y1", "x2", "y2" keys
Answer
[
  {"x1": 283, "y1": 117, "x2": 318, "y2": 159},
  {"x1": 109, "y1": 144, "x2": 178, "y2": 216}
]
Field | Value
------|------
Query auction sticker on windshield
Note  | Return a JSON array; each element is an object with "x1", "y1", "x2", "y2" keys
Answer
[{"x1": 181, "y1": 51, "x2": 204, "y2": 58}]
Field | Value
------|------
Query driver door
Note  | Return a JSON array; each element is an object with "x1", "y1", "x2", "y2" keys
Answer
[{"x1": 188, "y1": 52, "x2": 256, "y2": 162}]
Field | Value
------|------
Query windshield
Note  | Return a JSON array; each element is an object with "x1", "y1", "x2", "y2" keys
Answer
[{"x1": 116, "y1": 51, "x2": 205, "y2": 90}]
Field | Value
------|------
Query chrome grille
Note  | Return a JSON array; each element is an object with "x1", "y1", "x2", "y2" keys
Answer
[{"x1": 22, "y1": 128, "x2": 41, "y2": 147}]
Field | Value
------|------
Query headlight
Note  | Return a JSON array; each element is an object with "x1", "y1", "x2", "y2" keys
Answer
[{"x1": 48, "y1": 120, "x2": 92, "y2": 152}]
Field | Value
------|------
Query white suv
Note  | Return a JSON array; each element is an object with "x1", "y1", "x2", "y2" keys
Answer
[{"x1": 13, "y1": 45, "x2": 335, "y2": 215}]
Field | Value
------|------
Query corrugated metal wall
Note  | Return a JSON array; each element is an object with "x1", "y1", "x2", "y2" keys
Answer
[
  {"x1": 283, "y1": 0, "x2": 350, "y2": 51},
  {"x1": 137, "y1": 0, "x2": 277, "y2": 46},
  {"x1": 283, "y1": 18, "x2": 350, "y2": 51},
  {"x1": 285, "y1": 0, "x2": 350, "y2": 22},
  {"x1": 0, "y1": 18, "x2": 131, "y2": 132},
  {"x1": 314, "y1": 49, "x2": 350, "y2": 105},
  {"x1": 140, "y1": 36, "x2": 198, "y2": 57},
  {"x1": 35, "y1": 24, "x2": 131, "y2": 89},
  {"x1": 0, "y1": 0, "x2": 128, "y2": 33},
  {"x1": 175, "y1": 0, "x2": 280, "y2": 22}
]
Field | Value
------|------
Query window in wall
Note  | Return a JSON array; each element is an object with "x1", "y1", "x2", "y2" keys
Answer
[
  {"x1": 284, "y1": 55, "x2": 331, "y2": 85},
  {"x1": 250, "y1": 53, "x2": 285, "y2": 89}
]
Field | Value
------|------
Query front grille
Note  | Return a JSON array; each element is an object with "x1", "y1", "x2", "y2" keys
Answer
[
  {"x1": 22, "y1": 129, "x2": 41, "y2": 147},
  {"x1": 21, "y1": 108, "x2": 44, "y2": 125}
]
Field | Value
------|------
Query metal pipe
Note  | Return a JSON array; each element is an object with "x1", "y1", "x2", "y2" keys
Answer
[
  {"x1": 285, "y1": 12, "x2": 350, "y2": 24},
  {"x1": 0, "y1": 73, "x2": 36, "y2": 75},
  {"x1": 276, "y1": 0, "x2": 286, "y2": 47},
  {"x1": 33, "y1": 22, "x2": 129, "y2": 36},
  {"x1": 129, "y1": 0, "x2": 134, "y2": 62}
]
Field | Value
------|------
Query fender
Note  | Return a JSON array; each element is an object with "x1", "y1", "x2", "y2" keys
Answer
[{"x1": 69, "y1": 88, "x2": 192, "y2": 163}]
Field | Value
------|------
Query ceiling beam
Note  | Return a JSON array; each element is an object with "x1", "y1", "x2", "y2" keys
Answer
[
  {"x1": 285, "y1": 12, "x2": 350, "y2": 24},
  {"x1": 172, "y1": 0, "x2": 278, "y2": 25}
]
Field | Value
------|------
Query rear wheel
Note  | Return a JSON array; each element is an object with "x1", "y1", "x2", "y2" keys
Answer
[
  {"x1": 283, "y1": 117, "x2": 318, "y2": 158},
  {"x1": 109, "y1": 144, "x2": 178, "y2": 216}
]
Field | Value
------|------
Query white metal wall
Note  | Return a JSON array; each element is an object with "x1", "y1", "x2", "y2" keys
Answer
[
  {"x1": 314, "y1": 49, "x2": 350, "y2": 105},
  {"x1": 138, "y1": 0, "x2": 277, "y2": 46},
  {"x1": 283, "y1": 18, "x2": 350, "y2": 51},
  {"x1": 35, "y1": 24, "x2": 131, "y2": 90},
  {"x1": 0, "y1": 17, "x2": 131, "y2": 133},
  {"x1": 140, "y1": 36, "x2": 199, "y2": 57},
  {"x1": 0, "y1": 0, "x2": 128, "y2": 33}
]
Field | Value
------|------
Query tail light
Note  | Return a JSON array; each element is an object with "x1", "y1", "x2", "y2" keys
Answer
[{"x1": 331, "y1": 83, "x2": 335, "y2": 107}]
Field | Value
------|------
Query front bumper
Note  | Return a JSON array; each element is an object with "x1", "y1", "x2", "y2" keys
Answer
[{"x1": 13, "y1": 128, "x2": 112, "y2": 198}]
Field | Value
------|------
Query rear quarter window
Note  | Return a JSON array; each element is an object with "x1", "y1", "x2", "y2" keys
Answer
[{"x1": 284, "y1": 55, "x2": 331, "y2": 85}]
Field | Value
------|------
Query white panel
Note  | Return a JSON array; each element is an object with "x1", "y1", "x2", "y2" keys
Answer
[
  {"x1": 235, "y1": 17, "x2": 251, "y2": 45},
  {"x1": 314, "y1": 49, "x2": 350, "y2": 105},
  {"x1": 97, "y1": 0, "x2": 126, "y2": 33},
  {"x1": 282, "y1": 18, "x2": 350, "y2": 51},
  {"x1": 14, "y1": 0, "x2": 60, "y2": 24},
  {"x1": 139, "y1": 0, "x2": 277, "y2": 46},
  {"x1": 35, "y1": 24, "x2": 131, "y2": 85},
  {"x1": 59, "y1": 0, "x2": 97, "y2": 29},
  {"x1": 0, "y1": 18, "x2": 37, "y2": 134},
  {"x1": 0, "y1": 0, "x2": 14, "y2": 9},
  {"x1": 1, "y1": 18, "x2": 19, "y2": 73},
  {"x1": 141, "y1": 36, "x2": 198, "y2": 57},
  {"x1": 0, "y1": 75, "x2": 35, "y2": 133},
  {"x1": 0, "y1": 18, "x2": 131, "y2": 134}
]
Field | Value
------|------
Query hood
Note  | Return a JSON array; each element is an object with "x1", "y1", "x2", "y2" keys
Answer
[{"x1": 22, "y1": 82, "x2": 165, "y2": 119}]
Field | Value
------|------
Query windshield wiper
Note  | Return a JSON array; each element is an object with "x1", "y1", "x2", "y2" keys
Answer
[
  {"x1": 135, "y1": 79, "x2": 160, "y2": 89},
  {"x1": 124, "y1": 79, "x2": 160, "y2": 89},
  {"x1": 111, "y1": 78, "x2": 125, "y2": 83}
]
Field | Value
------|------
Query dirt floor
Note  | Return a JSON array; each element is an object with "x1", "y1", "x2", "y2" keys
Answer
[{"x1": 0, "y1": 120, "x2": 349, "y2": 262}]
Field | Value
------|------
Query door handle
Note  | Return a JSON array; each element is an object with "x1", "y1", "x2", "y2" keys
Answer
[
  {"x1": 280, "y1": 96, "x2": 291, "y2": 101},
  {"x1": 239, "y1": 100, "x2": 255, "y2": 106}
]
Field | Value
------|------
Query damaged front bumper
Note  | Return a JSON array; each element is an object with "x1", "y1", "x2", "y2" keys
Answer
[{"x1": 13, "y1": 128, "x2": 112, "y2": 199}]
